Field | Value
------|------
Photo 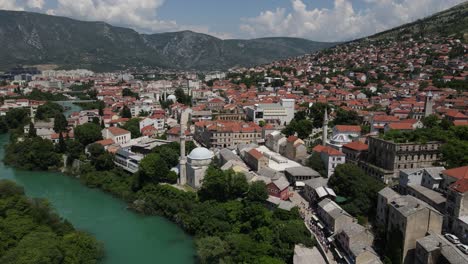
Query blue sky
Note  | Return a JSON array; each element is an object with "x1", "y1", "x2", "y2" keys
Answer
[{"x1": 0, "y1": 0, "x2": 465, "y2": 41}]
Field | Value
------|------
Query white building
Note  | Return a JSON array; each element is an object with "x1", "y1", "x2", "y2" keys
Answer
[
  {"x1": 186, "y1": 147, "x2": 214, "y2": 188},
  {"x1": 101, "y1": 127, "x2": 131, "y2": 145},
  {"x1": 245, "y1": 98, "x2": 295, "y2": 125},
  {"x1": 312, "y1": 145, "x2": 346, "y2": 177}
]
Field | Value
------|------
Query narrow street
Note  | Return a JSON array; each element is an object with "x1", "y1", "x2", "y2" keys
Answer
[{"x1": 290, "y1": 189, "x2": 338, "y2": 264}]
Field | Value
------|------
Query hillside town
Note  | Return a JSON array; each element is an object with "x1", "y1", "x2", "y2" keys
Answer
[{"x1": 0, "y1": 29, "x2": 467, "y2": 264}]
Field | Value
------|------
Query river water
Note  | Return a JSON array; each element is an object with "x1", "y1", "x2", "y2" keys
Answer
[{"x1": 0, "y1": 101, "x2": 195, "y2": 264}]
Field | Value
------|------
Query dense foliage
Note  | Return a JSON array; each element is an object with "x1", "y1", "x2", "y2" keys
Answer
[
  {"x1": 74, "y1": 123, "x2": 103, "y2": 146},
  {"x1": 383, "y1": 125, "x2": 468, "y2": 168},
  {"x1": 133, "y1": 167, "x2": 316, "y2": 264},
  {"x1": 0, "y1": 180, "x2": 103, "y2": 263},
  {"x1": 26, "y1": 89, "x2": 68, "y2": 101},
  {"x1": 5, "y1": 137, "x2": 62, "y2": 170},
  {"x1": 35, "y1": 102, "x2": 64, "y2": 120},
  {"x1": 328, "y1": 164, "x2": 385, "y2": 223},
  {"x1": 305, "y1": 152, "x2": 327, "y2": 177},
  {"x1": 120, "y1": 118, "x2": 141, "y2": 138}
]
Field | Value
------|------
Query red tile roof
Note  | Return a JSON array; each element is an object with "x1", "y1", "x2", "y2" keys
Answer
[
  {"x1": 387, "y1": 123, "x2": 414, "y2": 130},
  {"x1": 335, "y1": 125, "x2": 361, "y2": 132},
  {"x1": 95, "y1": 139, "x2": 115, "y2": 146},
  {"x1": 107, "y1": 127, "x2": 130, "y2": 136},
  {"x1": 343, "y1": 141, "x2": 368, "y2": 151},
  {"x1": 450, "y1": 178, "x2": 468, "y2": 193},
  {"x1": 443, "y1": 166, "x2": 468, "y2": 180},
  {"x1": 287, "y1": 135, "x2": 299, "y2": 142},
  {"x1": 248, "y1": 149, "x2": 264, "y2": 160}
]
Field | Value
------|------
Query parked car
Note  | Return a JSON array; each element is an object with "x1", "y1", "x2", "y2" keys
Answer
[
  {"x1": 456, "y1": 244, "x2": 468, "y2": 255},
  {"x1": 444, "y1": 233, "x2": 460, "y2": 244}
]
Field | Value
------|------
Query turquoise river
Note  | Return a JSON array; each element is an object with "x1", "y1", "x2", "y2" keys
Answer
[{"x1": 0, "y1": 102, "x2": 195, "y2": 264}]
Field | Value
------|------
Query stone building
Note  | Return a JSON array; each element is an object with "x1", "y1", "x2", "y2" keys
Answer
[
  {"x1": 186, "y1": 147, "x2": 214, "y2": 188},
  {"x1": 361, "y1": 136, "x2": 442, "y2": 183},
  {"x1": 317, "y1": 198, "x2": 354, "y2": 234},
  {"x1": 335, "y1": 223, "x2": 382, "y2": 264},
  {"x1": 244, "y1": 148, "x2": 269, "y2": 172},
  {"x1": 194, "y1": 120, "x2": 263, "y2": 148},
  {"x1": 283, "y1": 136, "x2": 308, "y2": 162},
  {"x1": 376, "y1": 187, "x2": 443, "y2": 264}
]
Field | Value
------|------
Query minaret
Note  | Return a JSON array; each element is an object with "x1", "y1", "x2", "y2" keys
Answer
[
  {"x1": 424, "y1": 91, "x2": 434, "y2": 117},
  {"x1": 30, "y1": 106, "x2": 35, "y2": 124},
  {"x1": 178, "y1": 111, "x2": 187, "y2": 186},
  {"x1": 322, "y1": 108, "x2": 328, "y2": 145}
]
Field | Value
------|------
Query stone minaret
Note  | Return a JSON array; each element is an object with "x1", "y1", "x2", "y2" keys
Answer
[
  {"x1": 424, "y1": 91, "x2": 434, "y2": 117},
  {"x1": 322, "y1": 108, "x2": 328, "y2": 145},
  {"x1": 178, "y1": 111, "x2": 187, "y2": 185},
  {"x1": 30, "y1": 106, "x2": 35, "y2": 124}
]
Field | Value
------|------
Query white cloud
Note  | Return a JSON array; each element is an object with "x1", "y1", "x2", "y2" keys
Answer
[
  {"x1": 26, "y1": 0, "x2": 44, "y2": 9},
  {"x1": 0, "y1": 0, "x2": 24, "y2": 11},
  {"x1": 240, "y1": 0, "x2": 466, "y2": 41}
]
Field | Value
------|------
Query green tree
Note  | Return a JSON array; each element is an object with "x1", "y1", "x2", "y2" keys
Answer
[
  {"x1": 333, "y1": 109, "x2": 362, "y2": 125},
  {"x1": 196, "y1": 236, "x2": 228, "y2": 264},
  {"x1": 5, "y1": 108, "x2": 29, "y2": 129},
  {"x1": 53, "y1": 113, "x2": 68, "y2": 133},
  {"x1": 61, "y1": 232, "x2": 103, "y2": 264},
  {"x1": 35, "y1": 102, "x2": 64, "y2": 120},
  {"x1": 306, "y1": 152, "x2": 327, "y2": 177},
  {"x1": 0, "y1": 116, "x2": 8, "y2": 134},
  {"x1": 139, "y1": 153, "x2": 170, "y2": 184},
  {"x1": 422, "y1": 114, "x2": 439, "y2": 128},
  {"x1": 120, "y1": 105, "x2": 132, "y2": 118},
  {"x1": 199, "y1": 167, "x2": 248, "y2": 202},
  {"x1": 28, "y1": 122, "x2": 36, "y2": 137},
  {"x1": 5, "y1": 137, "x2": 61, "y2": 170},
  {"x1": 121, "y1": 118, "x2": 141, "y2": 138},
  {"x1": 246, "y1": 181, "x2": 268, "y2": 202},
  {"x1": 328, "y1": 164, "x2": 384, "y2": 220},
  {"x1": 56, "y1": 132, "x2": 67, "y2": 153},
  {"x1": 75, "y1": 123, "x2": 102, "y2": 146}
]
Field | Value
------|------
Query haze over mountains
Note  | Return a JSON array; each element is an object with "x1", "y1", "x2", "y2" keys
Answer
[{"x1": 0, "y1": 10, "x2": 335, "y2": 72}]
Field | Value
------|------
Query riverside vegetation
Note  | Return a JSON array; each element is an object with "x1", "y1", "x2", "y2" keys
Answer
[
  {"x1": 3, "y1": 109, "x2": 316, "y2": 263},
  {"x1": 0, "y1": 180, "x2": 103, "y2": 263}
]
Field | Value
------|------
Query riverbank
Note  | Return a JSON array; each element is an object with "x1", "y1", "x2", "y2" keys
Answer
[{"x1": 0, "y1": 133, "x2": 196, "y2": 264}]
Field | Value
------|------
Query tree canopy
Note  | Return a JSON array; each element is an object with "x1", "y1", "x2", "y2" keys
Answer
[
  {"x1": 0, "y1": 180, "x2": 103, "y2": 263},
  {"x1": 74, "y1": 123, "x2": 103, "y2": 146}
]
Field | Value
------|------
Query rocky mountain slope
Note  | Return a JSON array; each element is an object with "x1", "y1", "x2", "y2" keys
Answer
[{"x1": 0, "y1": 11, "x2": 335, "y2": 71}]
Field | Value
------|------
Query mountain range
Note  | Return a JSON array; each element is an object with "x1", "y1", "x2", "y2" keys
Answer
[{"x1": 0, "y1": 10, "x2": 335, "y2": 72}]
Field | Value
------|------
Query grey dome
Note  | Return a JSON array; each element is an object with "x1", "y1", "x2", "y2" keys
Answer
[{"x1": 188, "y1": 147, "x2": 214, "y2": 160}]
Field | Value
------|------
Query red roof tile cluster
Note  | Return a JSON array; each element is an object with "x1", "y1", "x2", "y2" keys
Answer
[
  {"x1": 335, "y1": 125, "x2": 361, "y2": 132},
  {"x1": 343, "y1": 141, "x2": 368, "y2": 151},
  {"x1": 312, "y1": 145, "x2": 345, "y2": 156},
  {"x1": 107, "y1": 127, "x2": 130, "y2": 136},
  {"x1": 443, "y1": 166, "x2": 468, "y2": 180},
  {"x1": 248, "y1": 149, "x2": 264, "y2": 160}
]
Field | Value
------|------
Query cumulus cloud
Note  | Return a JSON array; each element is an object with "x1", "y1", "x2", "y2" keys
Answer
[
  {"x1": 240, "y1": 0, "x2": 466, "y2": 41},
  {"x1": 0, "y1": 0, "x2": 24, "y2": 11},
  {"x1": 47, "y1": 0, "x2": 232, "y2": 38},
  {"x1": 26, "y1": 0, "x2": 44, "y2": 9}
]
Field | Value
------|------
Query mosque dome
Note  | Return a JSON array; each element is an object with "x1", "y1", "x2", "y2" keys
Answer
[
  {"x1": 330, "y1": 134, "x2": 352, "y2": 145},
  {"x1": 188, "y1": 147, "x2": 214, "y2": 160},
  {"x1": 167, "y1": 94, "x2": 177, "y2": 102}
]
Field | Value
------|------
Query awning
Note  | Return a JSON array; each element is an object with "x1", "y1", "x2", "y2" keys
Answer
[{"x1": 317, "y1": 223, "x2": 324, "y2": 229}]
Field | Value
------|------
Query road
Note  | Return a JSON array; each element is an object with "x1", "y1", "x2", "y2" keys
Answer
[{"x1": 290, "y1": 189, "x2": 338, "y2": 264}]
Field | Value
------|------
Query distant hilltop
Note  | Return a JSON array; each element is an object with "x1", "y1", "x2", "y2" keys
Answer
[{"x1": 0, "y1": 10, "x2": 335, "y2": 72}]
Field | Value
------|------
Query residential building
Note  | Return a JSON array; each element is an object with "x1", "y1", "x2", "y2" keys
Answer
[
  {"x1": 312, "y1": 145, "x2": 346, "y2": 177},
  {"x1": 102, "y1": 127, "x2": 131, "y2": 145},
  {"x1": 267, "y1": 176, "x2": 290, "y2": 200},
  {"x1": 376, "y1": 187, "x2": 443, "y2": 264},
  {"x1": 245, "y1": 98, "x2": 295, "y2": 125},
  {"x1": 317, "y1": 198, "x2": 354, "y2": 234},
  {"x1": 194, "y1": 120, "x2": 263, "y2": 148}
]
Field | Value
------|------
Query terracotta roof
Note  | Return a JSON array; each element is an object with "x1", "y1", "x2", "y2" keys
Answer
[
  {"x1": 107, "y1": 127, "x2": 130, "y2": 136},
  {"x1": 287, "y1": 135, "x2": 299, "y2": 142},
  {"x1": 334, "y1": 125, "x2": 361, "y2": 132},
  {"x1": 248, "y1": 149, "x2": 264, "y2": 160},
  {"x1": 313, "y1": 145, "x2": 344, "y2": 156},
  {"x1": 387, "y1": 123, "x2": 414, "y2": 130},
  {"x1": 343, "y1": 141, "x2": 368, "y2": 151},
  {"x1": 373, "y1": 115, "x2": 400, "y2": 122},
  {"x1": 450, "y1": 178, "x2": 468, "y2": 193},
  {"x1": 443, "y1": 166, "x2": 468, "y2": 180},
  {"x1": 95, "y1": 138, "x2": 115, "y2": 146}
]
